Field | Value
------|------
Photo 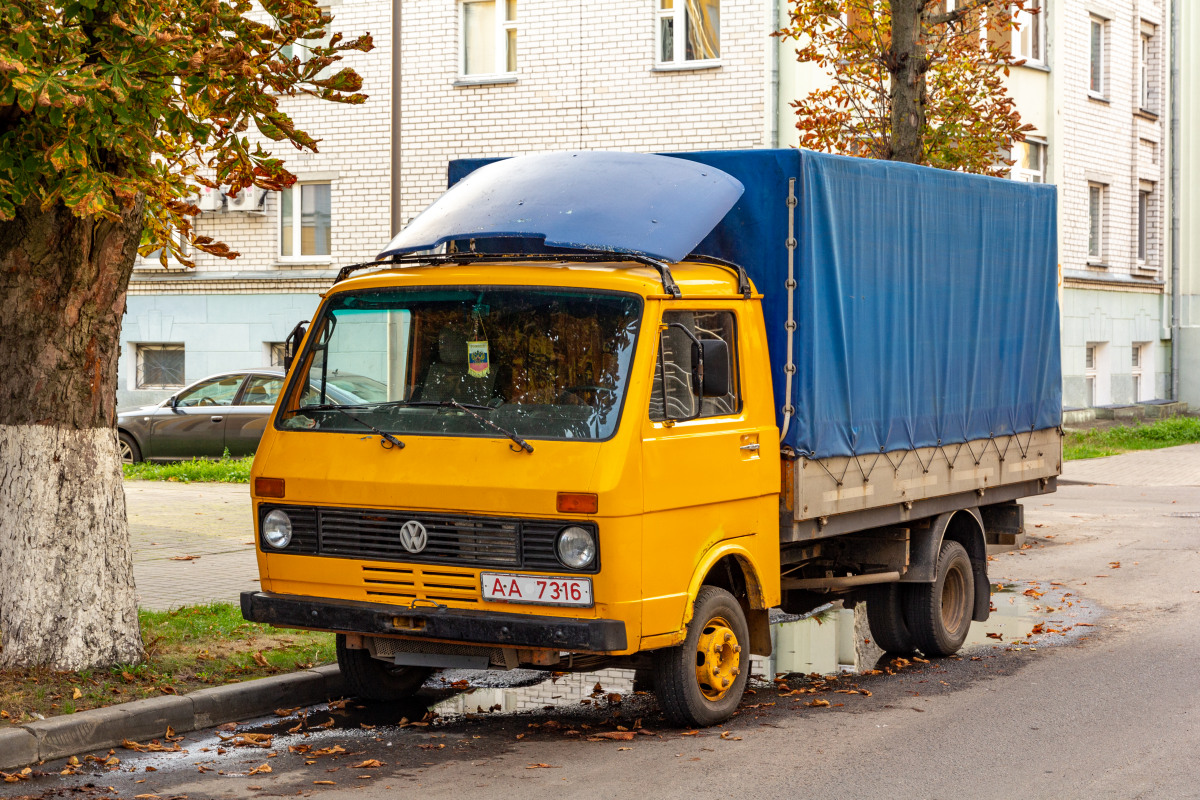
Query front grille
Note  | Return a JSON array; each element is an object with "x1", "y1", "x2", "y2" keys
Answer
[
  {"x1": 259, "y1": 504, "x2": 599, "y2": 573},
  {"x1": 361, "y1": 565, "x2": 480, "y2": 603}
]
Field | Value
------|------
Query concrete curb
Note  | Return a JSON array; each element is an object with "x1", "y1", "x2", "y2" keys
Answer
[{"x1": 0, "y1": 664, "x2": 346, "y2": 772}]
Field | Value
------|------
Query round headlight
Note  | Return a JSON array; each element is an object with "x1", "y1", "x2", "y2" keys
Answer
[
  {"x1": 262, "y1": 509, "x2": 293, "y2": 549},
  {"x1": 556, "y1": 526, "x2": 596, "y2": 569}
]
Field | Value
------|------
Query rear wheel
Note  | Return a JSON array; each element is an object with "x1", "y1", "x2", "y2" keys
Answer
[
  {"x1": 865, "y1": 583, "x2": 918, "y2": 655},
  {"x1": 336, "y1": 635, "x2": 432, "y2": 702},
  {"x1": 654, "y1": 586, "x2": 749, "y2": 727},
  {"x1": 903, "y1": 540, "x2": 974, "y2": 656},
  {"x1": 118, "y1": 432, "x2": 141, "y2": 464}
]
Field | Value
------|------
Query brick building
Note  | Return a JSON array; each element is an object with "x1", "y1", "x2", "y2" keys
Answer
[{"x1": 118, "y1": 0, "x2": 1183, "y2": 413}]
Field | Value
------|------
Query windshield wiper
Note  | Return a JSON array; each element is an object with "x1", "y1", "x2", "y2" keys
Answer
[
  {"x1": 436, "y1": 398, "x2": 534, "y2": 454},
  {"x1": 374, "y1": 399, "x2": 495, "y2": 412},
  {"x1": 302, "y1": 404, "x2": 405, "y2": 450}
]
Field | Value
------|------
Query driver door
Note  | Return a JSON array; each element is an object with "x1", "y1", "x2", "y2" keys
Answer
[{"x1": 150, "y1": 375, "x2": 243, "y2": 459}]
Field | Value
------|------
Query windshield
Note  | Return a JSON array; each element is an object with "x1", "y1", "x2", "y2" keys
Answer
[{"x1": 279, "y1": 287, "x2": 642, "y2": 441}]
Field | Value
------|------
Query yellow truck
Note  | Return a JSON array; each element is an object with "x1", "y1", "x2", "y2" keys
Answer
[{"x1": 241, "y1": 150, "x2": 1062, "y2": 726}]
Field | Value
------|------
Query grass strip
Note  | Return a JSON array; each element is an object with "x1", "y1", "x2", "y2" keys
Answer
[
  {"x1": 122, "y1": 453, "x2": 253, "y2": 483},
  {"x1": 1064, "y1": 416, "x2": 1200, "y2": 460},
  {"x1": 0, "y1": 603, "x2": 333, "y2": 726}
]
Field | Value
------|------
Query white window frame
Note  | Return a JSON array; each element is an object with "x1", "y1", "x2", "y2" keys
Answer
[
  {"x1": 458, "y1": 0, "x2": 517, "y2": 80},
  {"x1": 656, "y1": 0, "x2": 721, "y2": 69},
  {"x1": 1085, "y1": 342, "x2": 1110, "y2": 406},
  {"x1": 1139, "y1": 29, "x2": 1154, "y2": 112},
  {"x1": 1089, "y1": 16, "x2": 1107, "y2": 98},
  {"x1": 267, "y1": 342, "x2": 288, "y2": 368},
  {"x1": 1131, "y1": 343, "x2": 1146, "y2": 402},
  {"x1": 1012, "y1": 0, "x2": 1044, "y2": 65},
  {"x1": 1137, "y1": 187, "x2": 1151, "y2": 265},
  {"x1": 1010, "y1": 139, "x2": 1046, "y2": 183},
  {"x1": 277, "y1": 180, "x2": 333, "y2": 264},
  {"x1": 136, "y1": 225, "x2": 191, "y2": 270},
  {"x1": 1088, "y1": 182, "x2": 1106, "y2": 263},
  {"x1": 135, "y1": 344, "x2": 186, "y2": 390}
]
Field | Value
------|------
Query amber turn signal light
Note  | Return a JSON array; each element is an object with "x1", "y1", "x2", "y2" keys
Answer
[
  {"x1": 557, "y1": 492, "x2": 598, "y2": 514},
  {"x1": 255, "y1": 477, "x2": 286, "y2": 498}
]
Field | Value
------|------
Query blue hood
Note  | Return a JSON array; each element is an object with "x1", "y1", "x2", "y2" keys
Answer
[{"x1": 378, "y1": 151, "x2": 744, "y2": 263}]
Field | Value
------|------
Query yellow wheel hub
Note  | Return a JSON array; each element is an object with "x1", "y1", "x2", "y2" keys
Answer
[{"x1": 695, "y1": 616, "x2": 742, "y2": 701}]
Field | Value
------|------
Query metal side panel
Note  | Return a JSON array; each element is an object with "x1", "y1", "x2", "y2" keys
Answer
[{"x1": 786, "y1": 428, "x2": 1062, "y2": 543}]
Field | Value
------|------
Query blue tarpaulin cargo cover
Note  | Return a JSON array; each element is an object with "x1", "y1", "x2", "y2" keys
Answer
[{"x1": 443, "y1": 149, "x2": 1062, "y2": 460}]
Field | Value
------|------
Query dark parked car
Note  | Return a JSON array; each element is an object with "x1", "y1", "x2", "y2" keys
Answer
[{"x1": 116, "y1": 369, "x2": 386, "y2": 463}]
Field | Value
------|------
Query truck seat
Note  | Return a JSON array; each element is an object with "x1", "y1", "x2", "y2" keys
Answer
[{"x1": 418, "y1": 328, "x2": 497, "y2": 405}]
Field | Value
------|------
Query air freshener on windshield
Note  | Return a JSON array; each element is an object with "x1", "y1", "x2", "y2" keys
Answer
[{"x1": 467, "y1": 340, "x2": 490, "y2": 378}]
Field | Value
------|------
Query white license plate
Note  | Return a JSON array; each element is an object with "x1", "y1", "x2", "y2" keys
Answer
[{"x1": 480, "y1": 572, "x2": 594, "y2": 607}]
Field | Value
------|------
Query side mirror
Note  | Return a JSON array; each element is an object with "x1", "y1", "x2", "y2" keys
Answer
[
  {"x1": 697, "y1": 339, "x2": 730, "y2": 397},
  {"x1": 283, "y1": 319, "x2": 309, "y2": 371},
  {"x1": 169, "y1": 395, "x2": 179, "y2": 410}
]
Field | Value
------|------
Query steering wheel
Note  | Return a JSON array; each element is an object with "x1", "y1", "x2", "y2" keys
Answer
[
  {"x1": 559, "y1": 385, "x2": 614, "y2": 409},
  {"x1": 197, "y1": 397, "x2": 217, "y2": 407}
]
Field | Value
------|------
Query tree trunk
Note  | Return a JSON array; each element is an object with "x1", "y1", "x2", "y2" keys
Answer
[
  {"x1": 889, "y1": 0, "x2": 928, "y2": 164},
  {"x1": 0, "y1": 197, "x2": 145, "y2": 670}
]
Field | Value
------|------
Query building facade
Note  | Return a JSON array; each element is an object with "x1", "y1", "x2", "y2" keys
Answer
[{"x1": 119, "y1": 0, "x2": 1185, "y2": 413}]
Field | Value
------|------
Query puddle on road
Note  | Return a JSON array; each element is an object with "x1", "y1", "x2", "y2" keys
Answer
[{"x1": 6, "y1": 583, "x2": 1101, "y2": 793}]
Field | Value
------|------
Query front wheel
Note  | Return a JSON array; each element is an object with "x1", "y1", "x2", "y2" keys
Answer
[
  {"x1": 118, "y1": 432, "x2": 142, "y2": 464},
  {"x1": 336, "y1": 635, "x2": 432, "y2": 702},
  {"x1": 903, "y1": 540, "x2": 975, "y2": 656},
  {"x1": 654, "y1": 586, "x2": 750, "y2": 727}
]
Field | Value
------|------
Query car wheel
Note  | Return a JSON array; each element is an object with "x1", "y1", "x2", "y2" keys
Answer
[{"x1": 118, "y1": 432, "x2": 142, "y2": 464}]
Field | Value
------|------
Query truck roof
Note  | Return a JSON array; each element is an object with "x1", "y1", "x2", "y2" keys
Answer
[{"x1": 326, "y1": 259, "x2": 756, "y2": 300}]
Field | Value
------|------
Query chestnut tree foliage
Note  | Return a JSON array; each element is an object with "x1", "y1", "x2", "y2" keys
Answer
[
  {"x1": 0, "y1": 0, "x2": 372, "y2": 261},
  {"x1": 0, "y1": 0, "x2": 371, "y2": 670},
  {"x1": 777, "y1": 0, "x2": 1034, "y2": 174}
]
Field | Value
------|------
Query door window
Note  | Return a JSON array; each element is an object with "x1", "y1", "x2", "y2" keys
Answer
[
  {"x1": 241, "y1": 376, "x2": 285, "y2": 406},
  {"x1": 175, "y1": 376, "x2": 243, "y2": 407},
  {"x1": 650, "y1": 310, "x2": 739, "y2": 421}
]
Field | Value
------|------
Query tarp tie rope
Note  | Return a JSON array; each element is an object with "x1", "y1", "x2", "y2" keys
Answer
[
  {"x1": 812, "y1": 456, "x2": 850, "y2": 488},
  {"x1": 779, "y1": 178, "x2": 798, "y2": 443}
]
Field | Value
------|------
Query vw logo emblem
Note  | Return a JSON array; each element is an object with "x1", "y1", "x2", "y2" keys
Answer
[{"x1": 398, "y1": 520, "x2": 428, "y2": 554}]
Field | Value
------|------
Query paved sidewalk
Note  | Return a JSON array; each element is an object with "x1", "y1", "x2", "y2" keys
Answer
[
  {"x1": 1060, "y1": 442, "x2": 1200, "y2": 487},
  {"x1": 125, "y1": 481, "x2": 259, "y2": 610}
]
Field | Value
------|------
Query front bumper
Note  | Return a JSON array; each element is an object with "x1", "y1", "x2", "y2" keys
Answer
[{"x1": 241, "y1": 591, "x2": 628, "y2": 652}]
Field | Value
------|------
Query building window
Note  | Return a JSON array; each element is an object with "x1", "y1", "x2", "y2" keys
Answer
[
  {"x1": 657, "y1": 0, "x2": 720, "y2": 66},
  {"x1": 1089, "y1": 16, "x2": 1106, "y2": 97},
  {"x1": 268, "y1": 342, "x2": 288, "y2": 367},
  {"x1": 1085, "y1": 344, "x2": 1096, "y2": 407},
  {"x1": 1139, "y1": 26, "x2": 1158, "y2": 112},
  {"x1": 136, "y1": 344, "x2": 185, "y2": 389},
  {"x1": 282, "y1": 7, "x2": 332, "y2": 66},
  {"x1": 461, "y1": 0, "x2": 516, "y2": 77},
  {"x1": 1010, "y1": 140, "x2": 1046, "y2": 183},
  {"x1": 280, "y1": 181, "x2": 331, "y2": 260},
  {"x1": 1131, "y1": 343, "x2": 1146, "y2": 401},
  {"x1": 1088, "y1": 183, "x2": 1106, "y2": 262},
  {"x1": 1013, "y1": 0, "x2": 1044, "y2": 64},
  {"x1": 1137, "y1": 188, "x2": 1151, "y2": 264}
]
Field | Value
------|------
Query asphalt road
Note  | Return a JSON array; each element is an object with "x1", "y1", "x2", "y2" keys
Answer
[{"x1": 5, "y1": 480, "x2": 1199, "y2": 800}]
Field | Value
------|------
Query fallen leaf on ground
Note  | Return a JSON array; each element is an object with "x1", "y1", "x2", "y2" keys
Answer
[
  {"x1": 719, "y1": 731, "x2": 742, "y2": 740},
  {"x1": 275, "y1": 706, "x2": 301, "y2": 717},
  {"x1": 807, "y1": 699, "x2": 831, "y2": 708},
  {"x1": 588, "y1": 731, "x2": 634, "y2": 741},
  {"x1": 216, "y1": 722, "x2": 238, "y2": 732},
  {"x1": 986, "y1": 632, "x2": 1003, "y2": 640},
  {"x1": 313, "y1": 780, "x2": 336, "y2": 785},
  {"x1": 680, "y1": 730, "x2": 699, "y2": 736},
  {"x1": 527, "y1": 763, "x2": 559, "y2": 769},
  {"x1": 253, "y1": 651, "x2": 271, "y2": 668},
  {"x1": 352, "y1": 760, "x2": 384, "y2": 768},
  {"x1": 312, "y1": 745, "x2": 347, "y2": 757},
  {"x1": 1109, "y1": 561, "x2": 1121, "y2": 569},
  {"x1": 248, "y1": 764, "x2": 272, "y2": 775}
]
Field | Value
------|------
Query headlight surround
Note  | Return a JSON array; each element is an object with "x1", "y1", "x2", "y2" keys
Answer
[
  {"x1": 262, "y1": 509, "x2": 293, "y2": 549},
  {"x1": 556, "y1": 525, "x2": 596, "y2": 569}
]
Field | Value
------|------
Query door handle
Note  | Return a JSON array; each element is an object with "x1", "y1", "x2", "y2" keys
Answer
[
  {"x1": 740, "y1": 443, "x2": 760, "y2": 452},
  {"x1": 210, "y1": 416, "x2": 224, "y2": 422}
]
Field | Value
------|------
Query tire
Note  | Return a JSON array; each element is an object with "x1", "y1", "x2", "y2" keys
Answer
[
  {"x1": 653, "y1": 586, "x2": 750, "y2": 727},
  {"x1": 902, "y1": 540, "x2": 974, "y2": 657},
  {"x1": 118, "y1": 432, "x2": 142, "y2": 464},
  {"x1": 865, "y1": 583, "x2": 919, "y2": 655},
  {"x1": 336, "y1": 635, "x2": 433, "y2": 702}
]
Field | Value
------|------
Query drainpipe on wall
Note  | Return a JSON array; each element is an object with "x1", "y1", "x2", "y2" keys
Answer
[
  {"x1": 390, "y1": 0, "x2": 402, "y2": 238},
  {"x1": 1170, "y1": 0, "x2": 1181, "y2": 401},
  {"x1": 768, "y1": 0, "x2": 780, "y2": 148}
]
